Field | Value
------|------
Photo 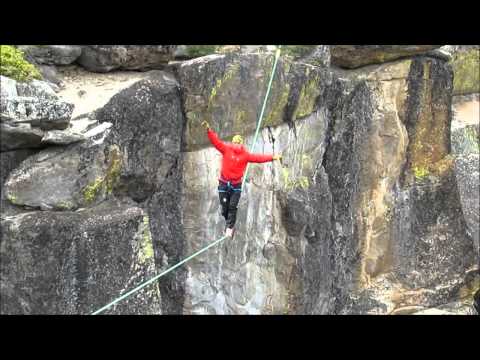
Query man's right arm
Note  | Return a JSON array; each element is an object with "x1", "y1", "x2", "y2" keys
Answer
[{"x1": 203, "y1": 121, "x2": 226, "y2": 154}]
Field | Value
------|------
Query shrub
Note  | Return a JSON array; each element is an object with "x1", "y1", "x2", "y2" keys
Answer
[
  {"x1": 0, "y1": 45, "x2": 42, "y2": 82},
  {"x1": 185, "y1": 45, "x2": 220, "y2": 58}
]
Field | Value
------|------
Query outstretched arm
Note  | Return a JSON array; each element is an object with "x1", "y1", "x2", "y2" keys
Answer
[
  {"x1": 202, "y1": 121, "x2": 227, "y2": 154},
  {"x1": 247, "y1": 152, "x2": 274, "y2": 163},
  {"x1": 247, "y1": 152, "x2": 282, "y2": 163}
]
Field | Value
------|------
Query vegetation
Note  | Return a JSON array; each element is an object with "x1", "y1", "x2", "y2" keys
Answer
[{"x1": 0, "y1": 45, "x2": 41, "y2": 81}]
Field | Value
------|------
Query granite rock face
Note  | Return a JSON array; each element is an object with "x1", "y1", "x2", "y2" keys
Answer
[
  {"x1": 451, "y1": 93, "x2": 479, "y2": 259},
  {"x1": 176, "y1": 53, "x2": 330, "y2": 151},
  {"x1": 0, "y1": 200, "x2": 160, "y2": 314},
  {"x1": 1, "y1": 48, "x2": 477, "y2": 314},
  {"x1": 95, "y1": 71, "x2": 186, "y2": 314},
  {"x1": 1, "y1": 71, "x2": 183, "y2": 314},
  {"x1": 177, "y1": 54, "x2": 476, "y2": 314}
]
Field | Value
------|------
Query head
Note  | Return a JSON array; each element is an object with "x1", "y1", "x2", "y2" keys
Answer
[{"x1": 232, "y1": 135, "x2": 244, "y2": 145}]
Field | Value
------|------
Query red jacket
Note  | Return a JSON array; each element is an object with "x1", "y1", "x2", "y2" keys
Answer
[{"x1": 207, "y1": 129, "x2": 273, "y2": 184}]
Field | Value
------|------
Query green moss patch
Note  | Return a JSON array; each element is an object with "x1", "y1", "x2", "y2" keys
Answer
[
  {"x1": 139, "y1": 215, "x2": 154, "y2": 263},
  {"x1": 81, "y1": 145, "x2": 123, "y2": 205}
]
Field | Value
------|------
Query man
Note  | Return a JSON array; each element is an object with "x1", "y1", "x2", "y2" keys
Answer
[{"x1": 202, "y1": 121, "x2": 281, "y2": 238}]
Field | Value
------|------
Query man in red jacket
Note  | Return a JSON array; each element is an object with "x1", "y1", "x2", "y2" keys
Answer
[{"x1": 202, "y1": 121, "x2": 281, "y2": 238}]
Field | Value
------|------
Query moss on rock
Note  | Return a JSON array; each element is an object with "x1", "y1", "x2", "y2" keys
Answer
[
  {"x1": 105, "y1": 145, "x2": 122, "y2": 194},
  {"x1": 139, "y1": 215, "x2": 154, "y2": 263},
  {"x1": 82, "y1": 177, "x2": 104, "y2": 204},
  {"x1": 81, "y1": 145, "x2": 123, "y2": 205},
  {"x1": 295, "y1": 72, "x2": 321, "y2": 119},
  {"x1": 451, "y1": 48, "x2": 480, "y2": 95}
]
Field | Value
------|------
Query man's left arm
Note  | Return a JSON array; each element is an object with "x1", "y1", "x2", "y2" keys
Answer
[{"x1": 247, "y1": 153, "x2": 281, "y2": 163}]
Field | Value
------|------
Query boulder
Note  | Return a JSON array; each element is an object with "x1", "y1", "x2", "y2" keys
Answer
[
  {"x1": 3, "y1": 123, "x2": 116, "y2": 211},
  {"x1": 330, "y1": 45, "x2": 441, "y2": 68},
  {"x1": 0, "y1": 148, "x2": 37, "y2": 216},
  {"x1": 96, "y1": 70, "x2": 182, "y2": 202},
  {"x1": 0, "y1": 70, "x2": 187, "y2": 314},
  {"x1": 40, "y1": 129, "x2": 85, "y2": 145},
  {"x1": 0, "y1": 200, "x2": 161, "y2": 314},
  {"x1": 0, "y1": 76, "x2": 75, "y2": 151},
  {"x1": 95, "y1": 70, "x2": 186, "y2": 313},
  {"x1": 16, "y1": 78, "x2": 58, "y2": 99},
  {"x1": 451, "y1": 97, "x2": 479, "y2": 257},
  {"x1": 176, "y1": 53, "x2": 331, "y2": 151},
  {"x1": 77, "y1": 45, "x2": 176, "y2": 73},
  {"x1": 0, "y1": 75, "x2": 18, "y2": 98},
  {"x1": 37, "y1": 65, "x2": 63, "y2": 87},
  {"x1": 450, "y1": 46, "x2": 480, "y2": 95},
  {"x1": 282, "y1": 45, "x2": 331, "y2": 67},
  {"x1": 17, "y1": 45, "x2": 82, "y2": 65},
  {"x1": 0, "y1": 121, "x2": 45, "y2": 152},
  {"x1": 1, "y1": 97, "x2": 73, "y2": 130},
  {"x1": 328, "y1": 57, "x2": 475, "y2": 314}
]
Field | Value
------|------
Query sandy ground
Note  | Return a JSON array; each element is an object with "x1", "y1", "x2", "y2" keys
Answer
[{"x1": 56, "y1": 65, "x2": 154, "y2": 119}]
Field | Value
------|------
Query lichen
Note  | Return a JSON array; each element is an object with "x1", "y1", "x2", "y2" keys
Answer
[
  {"x1": 281, "y1": 167, "x2": 310, "y2": 190},
  {"x1": 413, "y1": 156, "x2": 454, "y2": 181},
  {"x1": 208, "y1": 62, "x2": 241, "y2": 108},
  {"x1": 294, "y1": 72, "x2": 321, "y2": 119},
  {"x1": 301, "y1": 154, "x2": 313, "y2": 172},
  {"x1": 282, "y1": 167, "x2": 290, "y2": 186},
  {"x1": 82, "y1": 177, "x2": 104, "y2": 204},
  {"x1": 6, "y1": 193, "x2": 18, "y2": 205},
  {"x1": 298, "y1": 176, "x2": 310, "y2": 189},
  {"x1": 57, "y1": 201, "x2": 74, "y2": 210},
  {"x1": 139, "y1": 215, "x2": 154, "y2": 263},
  {"x1": 81, "y1": 146, "x2": 122, "y2": 204},
  {"x1": 105, "y1": 145, "x2": 122, "y2": 194},
  {"x1": 413, "y1": 166, "x2": 430, "y2": 180},
  {"x1": 407, "y1": 65, "x2": 453, "y2": 183},
  {"x1": 451, "y1": 48, "x2": 480, "y2": 95},
  {"x1": 464, "y1": 126, "x2": 480, "y2": 153},
  {"x1": 234, "y1": 110, "x2": 247, "y2": 127},
  {"x1": 263, "y1": 82, "x2": 290, "y2": 127}
]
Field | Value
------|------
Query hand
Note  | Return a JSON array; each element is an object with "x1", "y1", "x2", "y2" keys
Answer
[
  {"x1": 201, "y1": 121, "x2": 210, "y2": 130},
  {"x1": 273, "y1": 154, "x2": 282, "y2": 161}
]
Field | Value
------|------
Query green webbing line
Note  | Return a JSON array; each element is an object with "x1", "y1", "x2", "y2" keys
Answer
[
  {"x1": 242, "y1": 46, "x2": 282, "y2": 189},
  {"x1": 91, "y1": 46, "x2": 282, "y2": 315},
  {"x1": 91, "y1": 235, "x2": 228, "y2": 315}
]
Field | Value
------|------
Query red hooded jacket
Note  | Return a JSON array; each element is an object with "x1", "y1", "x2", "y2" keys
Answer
[{"x1": 207, "y1": 129, "x2": 273, "y2": 185}]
